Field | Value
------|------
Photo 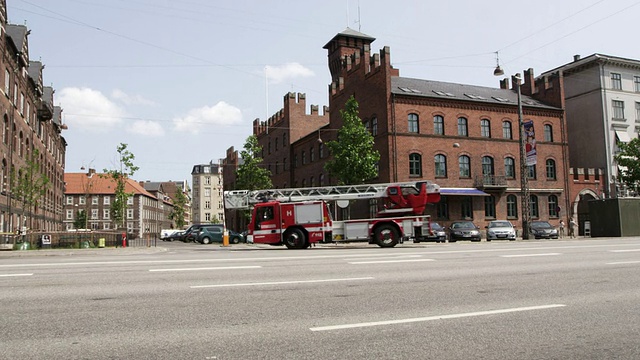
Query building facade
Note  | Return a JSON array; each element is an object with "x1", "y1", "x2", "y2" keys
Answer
[
  {"x1": 243, "y1": 28, "x2": 571, "y2": 231},
  {"x1": 191, "y1": 162, "x2": 224, "y2": 224},
  {"x1": 0, "y1": 0, "x2": 67, "y2": 234},
  {"x1": 64, "y1": 170, "x2": 167, "y2": 239}
]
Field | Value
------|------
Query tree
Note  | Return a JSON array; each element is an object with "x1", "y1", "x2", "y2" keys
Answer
[
  {"x1": 615, "y1": 137, "x2": 640, "y2": 187},
  {"x1": 102, "y1": 143, "x2": 139, "y2": 229},
  {"x1": 168, "y1": 188, "x2": 188, "y2": 229},
  {"x1": 324, "y1": 95, "x2": 380, "y2": 185},
  {"x1": 235, "y1": 135, "x2": 272, "y2": 191},
  {"x1": 74, "y1": 210, "x2": 87, "y2": 229},
  {"x1": 12, "y1": 148, "x2": 50, "y2": 230}
]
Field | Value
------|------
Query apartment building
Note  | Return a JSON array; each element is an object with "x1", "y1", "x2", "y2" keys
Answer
[
  {"x1": 191, "y1": 162, "x2": 224, "y2": 224},
  {"x1": 0, "y1": 0, "x2": 67, "y2": 234}
]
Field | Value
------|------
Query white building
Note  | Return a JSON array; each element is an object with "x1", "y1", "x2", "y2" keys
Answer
[{"x1": 191, "y1": 162, "x2": 224, "y2": 224}]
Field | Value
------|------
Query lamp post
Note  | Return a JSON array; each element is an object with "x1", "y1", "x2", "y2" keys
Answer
[{"x1": 494, "y1": 63, "x2": 530, "y2": 239}]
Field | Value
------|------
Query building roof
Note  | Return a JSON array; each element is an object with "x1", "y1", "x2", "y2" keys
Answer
[
  {"x1": 5, "y1": 24, "x2": 27, "y2": 52},
  {"x1": 64, "y1": 172, "x2": 155, "y2": 198},
  {"x1": 539, "y1": 53, "x2": 640, "y2": 77},
  {"x1": 391, "y1": 77, "x2": 560, "y2": 110},
  {"x1": 323, "y1": 27, "x2": 375, "y2": 49}
]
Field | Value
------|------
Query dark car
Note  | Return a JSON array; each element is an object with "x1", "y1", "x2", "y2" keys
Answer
[
  {"x1": 195, "y1": 225, "x2": 246, "y2": 245},
  {"x1": 164, "y1": 231, "x2": 185, "y2": 242},
  {"x1": 529, "y1": 221, "x2": 559, "y2": 239},
  {"x1": 182, "y1": 224, "x2": 207, "y2": 242},
  {"x1": 415, "y1": 222, "x2": 447, "y2": 243},
  {"x1": 448, "y1": 221, "x2": 481, "y2": 242}
]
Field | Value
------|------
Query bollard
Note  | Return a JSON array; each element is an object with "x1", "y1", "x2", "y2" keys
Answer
[
  {"x1": 98, "y1": 238, "x2": 105, "y2": 248},
  {"x1": 222, "y1": 229, "x2": 229, "y2": 247},
  {"x1": 122, "y1": 232, "x2": 127, "y2": 248}
]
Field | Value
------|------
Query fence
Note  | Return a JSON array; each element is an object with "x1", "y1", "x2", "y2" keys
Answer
[{"x1": 3, "y1": 231, "x2": 158, "y2": 250}]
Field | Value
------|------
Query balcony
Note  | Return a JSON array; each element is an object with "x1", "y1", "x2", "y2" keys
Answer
[{"x1": 474, "y1": 174, "x2": 507, "y2": 190}]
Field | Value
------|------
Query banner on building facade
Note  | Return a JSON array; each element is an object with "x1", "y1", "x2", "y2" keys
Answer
[{"x1": 524, "y1": 120, "x2": 537, "y2": 165}]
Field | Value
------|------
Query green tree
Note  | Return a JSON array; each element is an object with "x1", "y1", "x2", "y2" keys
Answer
[
  {"x1": 102, "y1": 143, "x2": 139, "y2": 229},
  {"x1": 73, "y1": 210, "x2": 87, "y2": 229},
  {"x1": 324, "y1": 95, "x2": 380, "y2": 185},
  {"x1": 12, "y1": 149, "x2": 50, "y2": 230},
  {"x1": 235, "y1": 135, "x2": 272, "y2": 191},
  {"x1": 615, "y1": 137, "x2": 640, "y2": 187},
  {"x1": 168, "y1": 188, "x2": 188, "y2": 229}
]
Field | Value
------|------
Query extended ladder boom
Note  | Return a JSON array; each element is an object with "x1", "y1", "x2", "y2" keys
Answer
[{"x1": 224, "y1": 181, "x2": 440, "y2": 210}]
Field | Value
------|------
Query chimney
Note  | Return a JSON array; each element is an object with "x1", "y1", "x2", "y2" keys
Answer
[{"x1": 573, "y1": 54, "x2": 581, "y2": 62}]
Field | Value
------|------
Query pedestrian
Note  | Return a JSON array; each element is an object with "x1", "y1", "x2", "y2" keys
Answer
[
  {"x1": 569, "y1": 218, "x2": 577, "y2": 238},
  {"x1": 558, "y1": 219, "x2": 565, "y2": 238}
]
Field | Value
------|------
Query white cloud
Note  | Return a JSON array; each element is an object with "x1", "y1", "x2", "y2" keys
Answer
[
  {"x1": 57, "y1": 87, "x2": 127, "y2": 132},
  {"x1": 128, "y1": 120, "x2": 165, "y2": 137},
  {"x1": 265, "y1": 62, "x2": 314, "y2": 84},
  {"x1": 111, "y1": 89, "x2": 156, "y2": 106},
  {"x1": 173, "y1": 102, "x2": 242, "y2": 134}
]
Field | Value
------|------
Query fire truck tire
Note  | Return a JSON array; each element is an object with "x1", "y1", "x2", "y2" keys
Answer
[
  {"x1": 283, "y1": 228, "x2": 306, "y2": 249},
  {"x1": 374, "y1": 224, "x2": 399, "y2": 248}
]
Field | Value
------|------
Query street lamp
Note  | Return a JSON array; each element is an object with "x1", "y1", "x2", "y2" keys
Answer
[{"x1": 495, "y1": 66, "x2": 530, "y2": 239}]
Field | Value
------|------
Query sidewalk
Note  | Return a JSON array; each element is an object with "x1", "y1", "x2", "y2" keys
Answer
[{"x1": 0, "y1": 246, "x2": 168, "y2": 257}]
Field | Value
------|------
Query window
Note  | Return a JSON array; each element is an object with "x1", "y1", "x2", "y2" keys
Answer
[
  {"x1": 79, "y1": 196, "x2": 86, "y2": 205},
  {"x1": 544, "y1": 124, "x2": 553, "y2": 142},
  {"x1": 459, "y1": 155, "x2": 470, "y2": 178},
  {"x1": 502, "y1": 121, "x2": 512, "y2": 139},
  {"x1": 302, "y1": 151, "x2": 306, "y2": 165},
  {"x1": 408, "y1": 113, "x2": 419, "y2": 133},
  {"x1": 612, "y1": 100, "x2": 625, "y2": 119},
  {"x1": 283, "y1": 157, "x2": 287, "y2": 170},
  {"x1": 635, "y1": 76, "x2": 640, "y2": 92},
  {"x1": 437, "y1": 196, "x2": 449, "y2": 219},
  {"x1": 434, "y1": 154, "x2": 447, "y2": 177},
  {"x1": 275, "y1": 161, "x2": 279, "y2": 174},
  {"x1": 507, "y1": 194, "x2": 518, "y2": 218},
  {"x1": 310, "y1": 147, "x2": 314, "y2": 162},
  {"x1": 66, "y1": 209, "x2": 73, "y2": 220},
  {"x1": 371, "y1": 117, "x2": 378, "y2": 136},
  {"x1": 104, "y1": 196, "x2": 110, "y2": 205},
  {"x1": 546, "y1": 159, "x2": 556, "y2": 180},
  {"x1": 548, "y1": 195, "x2": 559, "y2": 217},
  {"x1": 204, "y1": 188, "x2": 211, "y2": 197},
  {"x1": 91, "y1": 209, "x2": 99, "y2": 219},
  {"x1": 504, "y1": 157, "x2": 515, "y2": 179},
  {"x1": 433, "y1": 115, "x2": 444, "y2": 135},
  {"x1": 319, "y1": 143, "x2": 324, "y2": 159},
  {"x1": 457, "y1": 117, "x2": 468, "y2": 136},
  {"x1": 204, "y1": 200, "x2": 211, "y2": 209},
  {"x1": 527, "y1": 165, "x2": 537, "y2": 179},
  {"x1": 275, "y1": 137, "x2": 279, "y2": 151},
  {"x1": 4, "y1": 69, "x2": 9, "y2": 95},
  {"x1": 268, "y1": 140, "x2": 271, "y2": 154},
  {"x1": 127, "y1": 197, "x2": 133, "y2": 205},
  {"x1": 484, "y1": 195, "x2": 496, "y2": 218},
  {"x1": 127, "y1": 209, "x2": 134, "y2": 219},
  {"x1": 310, "y1": 176, "x2": 315, "y2": 187},
  {"x1": 92, "y1": 196, "x2": 98, "y2": 205},
  {"x1": 283, "y1": 133, "x2": 287, "y2": 146},
  {"x1": 482, "y1": 156, "x2": 494, "y2": 176},
  {"x1": 66, "y1": 196, "x2": 73, "y2": 205},
  {"x1": 103, "y1": 223, "x2": 110, "y2": 230},
  {"x1": 103, "y1": 209, "x2": 110, "y2": 219},
  {"x1": 319, "y1": 173, "x2": 325, "y2": 186},
  {"x1": 461, "y1": 196, "x2": 473, "y2": 219},
  {"x1": 294, "y1": 154, "x2": 298, "y2": 168},
  {"x1": 636, "y1": 102, "x2": 640, "y2": 122},
  {"x1": 611, "y1": 73, "x2": 622, "y2": 90},
  {"x1": 481, "y1": 119, "x2": 491, "y2": 137},
  {"x1": 205, "y1": 213, "x2": 211, "y2": 222},
  {"x1": 409, "y1": 153, "x2": 422, "y2": 176},
  {"x1": 204, "y1": 176, "x2": 211, "y2": 185},
  {"x1": 302, "y1": 178, "x2": 306, "y2": 187},
  {"x1": 530, "y1": 195, "x2": 539, "y2": 218}
]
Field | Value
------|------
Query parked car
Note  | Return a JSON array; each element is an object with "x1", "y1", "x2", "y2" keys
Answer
[
  {"x1": 195, "y1": 225, "x2": 246, "y2": 244},
  {"x1": 415, "y1": 222, "x2": 446, "y2": 243},
  {"x1": 529, "y1": 221, "x2": 559, "y2": 239},
  {"x1": 163, "y1": 230, "x2": 185, "y2": 242},
  {"x1": 485, "y1": 220, "x2": 516, "y2": 241},
  {"x1": 182, "y1": 224, "x2": 207, "y2": 242},
  {"x1": 448, "y1": 221, "x2": 481, "y2": 242}
]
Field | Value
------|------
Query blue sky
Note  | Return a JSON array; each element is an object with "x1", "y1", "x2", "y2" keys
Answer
[{"x1": 8, "y1": 0, "x2": 640, "y2": 183}]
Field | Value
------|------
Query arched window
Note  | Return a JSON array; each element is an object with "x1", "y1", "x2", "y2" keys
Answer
[
  {"x1": 481, "y1": 119, "x2": 491, "y2": 137},
  {"x1": 433, "y1": 115, "x2": 444, "y2": 135},
  {"x1": 408, "y1": 113, "x2": 419, "y2": 133},
  {"x1": 548, "y1": 195, "x2": 559, "y2": 217},
  {"x1": 504, "y1": 157, "x2": 515, "y2": 178},
  {"x1": 546, "y1": 159, "x2": 556, "y2": 180},
  {"x1": 283, "y1": 133, "x2": 287, "y2": 147},
  {"x1": 319, "y1": 174, "x2": 324, "y2": 186},
  {"x1": 310, "y1": 176, "x2": 315, "y2": 187},
  {"x1": 528, "y1": 165, "x2": 537, "y2": 180},
  {"x1": 482, "y1": 156, "x2": 494, "y2": 176},
  {"x1": 457, "y1": 117, "x2": 468, "y2": 136},
  {"x1": 459, "y1": 155, "x2": 470, "y2": 178},
  {"x1": 507, "y1": 194, "x2": 518, "y2": 218},
  {"x1": 435, "y1": 154, "x2": 447, "y2": 177},
  {"x1": 310, "y1": 147, "x2": 315, "y2": 162},
  {"x1": 301, "y1": 150, "x2": 306, "y2": 165},
  {"x1": 409, "y1": 153, "x2": 422, "y2": 176},
  {"x1": 502, "y1": 121, "x2": 512, "y2": 139},
  {"x1": 530, "y1": 195, "x2": 539, "y2": 218},
  {"x1": 544, "y1": 124, "x2": 553, "y2": 142},
  {"x1": 302, "y1": 178, "x2": 306, "y2": 187},
  {"x1": 484, "y1": 195, "x2": 496, "y2": 218},
  {"x1": 371, "y1": 117, "x2": 378, "y2": 136}
]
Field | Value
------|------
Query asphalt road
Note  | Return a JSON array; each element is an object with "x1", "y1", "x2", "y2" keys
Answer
[{"x1": 1, "y1": 238, "x2": 640, "y2": 360}]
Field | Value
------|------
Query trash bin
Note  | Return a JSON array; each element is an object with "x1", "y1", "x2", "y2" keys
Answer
[{"x1": 98, "y1": 238, "x2": 105, "y2": 248}]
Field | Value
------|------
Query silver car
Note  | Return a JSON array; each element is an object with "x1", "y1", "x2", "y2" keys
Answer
[{"x1": 486, "y1": 220, "x2": 516, "y2": 241}]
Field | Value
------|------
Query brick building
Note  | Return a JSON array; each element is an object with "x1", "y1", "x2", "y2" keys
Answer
[
  {"x1": 0, "y1": 0, "x2": 67, "y2": 235},
  {"x1": 237, "y1": 28, "x2": 571, "y2": 231}
]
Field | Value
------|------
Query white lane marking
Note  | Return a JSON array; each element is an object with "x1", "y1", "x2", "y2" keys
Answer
[
  {"x1": 609, "y1": 249, "x2": 640, "y2": 252},
  {"x1": 0, "y1": 273, "x2": 33, "y2": 277},
  {"x1": 607, "y1": 261, "x2": 640, "y2": 265},
  {"x1": 349, "y1": 259, "x2": 434, "y2": 264},
  {"x1": 191, "y1": 277, "x2": 374, "y2": 289},
  {"x1": 348, "y1": 254, "x2": 423, "y2": 261},
  {"x1": 501, "y1": 253, "x2": 561, "y2": 258},
  {"x1": 150, "y1": 266, "x2": 261, "y2": 272},
  {"x1": 310, "y1": 304, "x2": 567, "y2": 331}
]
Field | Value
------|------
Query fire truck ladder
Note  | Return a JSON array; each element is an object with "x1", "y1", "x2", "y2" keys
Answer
[{"x1": 224, "y1": 181, "x2": 439, "y2": 210}]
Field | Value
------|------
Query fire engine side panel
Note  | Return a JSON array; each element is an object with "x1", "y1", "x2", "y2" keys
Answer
[
  {"x1": 281, "y1": 202, "x2": 326, "y2": 243},
  {"x1": 294, "y1": 203, "x2": 324, "y2": 224}
]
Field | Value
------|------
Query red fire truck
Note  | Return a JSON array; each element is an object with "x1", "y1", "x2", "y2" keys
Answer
[{"x1": 224, "y1": 181, "x2": 440, "y2": 249}]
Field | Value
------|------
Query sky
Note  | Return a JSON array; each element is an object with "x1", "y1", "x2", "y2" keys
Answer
[{"x1": 8, "y1": 0, "x2": 640, "y2": 184}]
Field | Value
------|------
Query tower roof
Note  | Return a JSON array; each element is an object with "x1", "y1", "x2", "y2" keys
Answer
[{"x1": 323, "y1": 27, "x2": 375, "y2": 49}]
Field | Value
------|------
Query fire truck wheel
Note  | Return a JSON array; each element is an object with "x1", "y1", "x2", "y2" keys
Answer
[
  {"x1": 283, "y1": 228, "x2": 306, "y2": 249},
  {"x1": 375, "y1": 224, "x2": 399, "y2": 248}
]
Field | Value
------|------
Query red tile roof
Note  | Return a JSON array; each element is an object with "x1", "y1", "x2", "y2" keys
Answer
[{"x1": 64, "y1": 173, "x2": 155, "y2": 198}]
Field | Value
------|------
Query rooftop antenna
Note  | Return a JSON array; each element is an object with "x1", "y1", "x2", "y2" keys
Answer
[
  {"x1": 265, "y1": 66, "x2": 269, "y2": 134},
  {"x1": 356, "y1": 0, "x2": 361, "y2": 31},
  {"x1": 346, "y1": 0, "x2": 349, "y2": 27}
]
